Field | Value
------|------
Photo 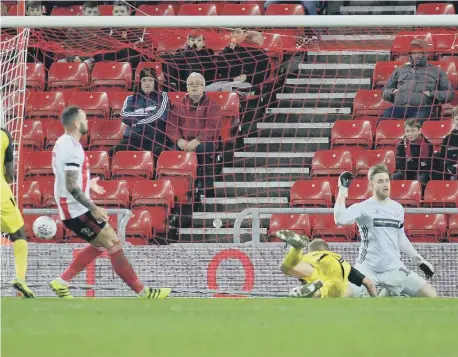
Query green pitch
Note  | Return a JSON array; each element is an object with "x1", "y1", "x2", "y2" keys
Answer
[{"x1": 2, "y1": 298, "x2": 457, "y2": 357}]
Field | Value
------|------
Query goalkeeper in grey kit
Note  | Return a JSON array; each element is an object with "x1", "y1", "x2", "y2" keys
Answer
[{"x1": 334, "y1": 164, "x2": 437, "y2": 297}]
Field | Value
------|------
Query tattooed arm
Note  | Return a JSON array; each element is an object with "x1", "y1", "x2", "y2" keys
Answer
[{"x1": 65, "y1": 170, "x2": 96, "y2": 210}]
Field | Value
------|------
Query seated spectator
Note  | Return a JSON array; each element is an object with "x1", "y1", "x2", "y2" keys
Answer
[
  {"x1": 379, "y1": 39, "x2": 455, "y2": 125},
  {"x1": 1, "y1": 3, "x2": 7, "y2": 16},
  {"x1": 392, "y1": 119, "x2": 433, "y2": 185},
  {"x1": 112, "y1": 0, "x2": 131, "y2": 16},
  {"x1": 57, "y1": 55, "x2": 95, "y2": 70},
  {"x1": 26, "y1": 1, "x2": 43, "y2": 16},
  {"x1": 82, "y1": 1, "x2": 99, "y2": 16},
  {"x1": 208, "y1": 28, "x2": 270, "y2": 95},
  {"x1": 111, "y1": 68, "x2": 170, "y2": 158},
  {"x1": 264, "y1": 0, "x2": 318, "y2": 15},
  {"x1": 162, "y1": 31, "x2": 217, "y2": 91},
  {"x1": 433, "y1": 106, "x2": 458, "y2": 180},
  {"x1": 167, "y1": 72, "x2": 222, "y2": 197}
]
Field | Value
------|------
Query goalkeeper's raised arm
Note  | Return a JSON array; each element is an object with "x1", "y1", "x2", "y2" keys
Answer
[{"x1": 334, "y1": 171, "x2": 363, "y2": 226}]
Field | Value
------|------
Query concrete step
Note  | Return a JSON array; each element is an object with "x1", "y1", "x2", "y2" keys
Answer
[
  {"x1": 200, "y1": 196, "x2": 289, "y2": 212},
  {"x1": 178, "y1": 228, "x2": 268, "y2": 243},
  {"x1": 298, "y1": 63, "x2": 375, "y2": 77},
  {"x1": 284, "y1": 78, "x2": 371, "y2": 93},
  {"x1": 214, "y1": 180, "x2": 293, "y2": 197},
  {"x1": 320, "y1": 34, "x2": 395, "y2": 42},
  {"x1": 232, "y1": 151, "x2": 315, "y2": 167},
  {"x1": 256, "y1": 122, "x2": 333, "y2": 137},
  {"x1": 221, "y1": 167, "x2": 310, "y2": 182},
  {"x1": 243, "y1": 137, "x2": 329, "y2": 152},
  {"x1": 340, "y1": 5, "x2": 416, "y2": 15},
  {"x1": 276, "y1": 92, "x2": 356, "y2": 107},
  {"x1": 190, "y1": 212, "x2": 272, "y2": 229},
  {"x1": 307, "y1": 50, "x2": 390, "y2": 64}
]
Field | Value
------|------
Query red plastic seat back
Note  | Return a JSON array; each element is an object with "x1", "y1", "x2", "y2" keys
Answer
[
  {"x1": 421, "y1": 119, "x2": 453, "y2": 151},
  {"x1": 222, "y1": 3, "x2": 261, "y2": 15},
  {"x1": 26, "y1": 91, "x2": 66, "y2": 118},
  {"x1": 126, "y1": 209, "x2": 153, "y2": 241},
  {"x1": 87, "y1": 151, "x2": 110, "y2": 178},
  {"x1": 206, "y1": 91, "x2": 240, "y2": 142},
  {"x1": 26, "y1": 63, "x2": 46, "y2": 91},
  {"x1": 268, "y1": 214, "x2": 311, "y2": 239},
  {"x1": 107, "y1": 91, "x2": 132, "y2": 118},
  {"x1": 22, "y1": 120, "x2": 44, "y2": 150},
  {"x1": 290, "y1": 180, "x2": 332, "y2": 207},
  {"x1": 310, "y1": 214, "x2": 356, "y2": 242},
  {"x1": 331, "y1": 120, "x2": 373, "y2": 148},
  {"x1": 112, "y1": 151, "x2": 154, "y2": 179},
  {"x1": 375, "y1": 120, "x2": 405, "y2": 147},
  {"x1": 89, "y1": 120, "x2": 126, "y2": 150},
  {"x1": 423, "y1": 181, "x2": 458, "y2": 207},
  {"x1": 265, "y1": 4, "x2": 304, "y2": 15},
  {"x1": 372, "y1": 61, "x2": 406, "y2": 89},
  {"x1": 136, "y1": 4, "x2": 175, "y2": 16},
  {"x1": 91, "y1": 62, "x2": 132, "y2": 92},
  {"x1": 311, "y1": 150, "x2": 354, "y2": 176},
  {"x1": 447, "y1": 214, "x2": 458, "y2": 241},
  {"x1": 66, "y1": 92, "x2": 110, "y2": 119},
  {"x1": 22, "y1": 181, "x2": 42, "y2": 207},
  {"x1": 390, "y1": 180, "x2": 421, "y2": 207},
  {"x1": 404, "y1": 214, "x2": 446, "y2": 242},
  {"x1": 392, "y1": 31, "x2": 435, "y2": 60},
  {"x1": 24, "y1": 151, "x2": 53, "y2": 178},
  {"x1": 355, "y1": 149, "x2": 396, "y2": 177},
  {"x1": 48, "y1": 62, "x2": 89, "y2": 90},
  {"x1": 178, "y1": 4, "x2": 217, "y2": 16},
  {"x1": 429, "y1": 60, "x2": 458, "y2": 89},
  {"x1": 51, "y1": 5, "x2": 83, "y2": 16},
  {"x1": 31, "y1": 176, "x2": 55, "y2": 207},
  {"x1": 345, "y1": 179, "x2": 372, "y2": 206},
  {"x1": 353, "y1": 90, "x2": 391, "y2": 117},
  {"x1": 416, "y1": 3, "x2": 455, "y2": 15},
  {"x1": 91, "y1": 180, "x2": 130, "y2": 207}
]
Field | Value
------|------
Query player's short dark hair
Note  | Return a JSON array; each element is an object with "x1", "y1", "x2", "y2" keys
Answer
[
  {"x1": 308, "y1": 239, "x2": 329, "y2": 252},
  {"x1": 83, "y1": 1, "x2": 99, "y2": 10},
  {"x1": 368, "y1": 164, "x2": 390, "y2": 182},
  {"x1": 404, "y1": 119, "x2": 421, "y2": 129},
  {"x1": 26, "y1": 1, "x2": 41, "y2": 12},
  {"x1": 61, "y1": 106, "x2": 82, "y2": 127}
]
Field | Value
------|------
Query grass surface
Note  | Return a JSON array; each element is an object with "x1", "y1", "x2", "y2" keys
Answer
[{"x1": 2, "y1": 298, "x2": 457, "y2": 357}]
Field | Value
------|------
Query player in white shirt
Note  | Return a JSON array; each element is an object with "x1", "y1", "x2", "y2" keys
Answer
[
  {"x1": 334, "y1": 164, "x2": 437, "y2": 297},
  {"x1": 49, "y1": 106, "x2": 170, "y2": 299}
]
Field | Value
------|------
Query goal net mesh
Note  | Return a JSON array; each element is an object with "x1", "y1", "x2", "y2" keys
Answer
[{"x1": 1, "y1": 10, "x2": 457, "y2": 296}]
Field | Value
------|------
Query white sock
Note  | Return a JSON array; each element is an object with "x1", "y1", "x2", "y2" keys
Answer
[{"x1": 55, "y1": 277, "x2": 69, "y2": 286}]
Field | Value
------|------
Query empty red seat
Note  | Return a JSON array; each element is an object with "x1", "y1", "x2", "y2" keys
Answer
[
  {"x1": 345, "y1": 179, "x2": 372, "y2": 206},
  {"x1": 310, "y1": 214, "x2": 356, "y2": 242},
  {"x1": 391, "y1": 31, "x2": 434, "y2": 60},
  {"x1": 206, "y1": 91, "x2": 241, "y2": 142},
  {"x1": 48, "y1": 62, "x2": 89, "y2": 91},
  {"x1": 24, "y1": 215, "x2": 64, "y2": 243},
  {"x1": 89, "y1": 120, "x2": 126, "y2": 151},
  {"x1": 26, "y1": 91, "x2": 66, "y2": 118},
  {"x1": 265, "y1": 3, "x2": 304, "y2": 15},
  {"x1": 87, "y1": 151, "x2": 110, "y2": 178},
  {"x1": 268, "y1": 214, "x2": 311, "y2": 240},
  {"x1": 353, "y1": 90, "x2": 391, "y2": 117},
  {"x1": 222, "y1": 3, "x2": 261, "y2": 15},
  {"x1": 331, "y1": 120, "x2": 373, "y2": 148},
  {"x1": 126, "y1": 210, "x2": 153, "y2": 243},
  {"x1": 355, "y1": 149, "x2": 396, "y2": 177},
  {"x1": 430, "y1": 60, "x2": 458, "y2": 89},
  {"x1": 65, "y1": 92, "x2": 110, "y2": 119},
  {"x1": 375, "y1": 120, "x2": 405, "y2": 148},
  {"x1": 290, "y1": 180, "x2": 332, "y2": 207},
  {"x1": 131, "y1": 180, "x2": 175, "y2": 234},
  {"x1": 25, "y1": 63, "x2": 46, "y2": 91},
  {"x1": 135, "y1": 62, "x2": 164, "y2": 84},
  {"x1": 440, "y1": 91, "x2": 458, "y2": 118},
  {"x1": 41, "y1": 119, "x2": 65, "y2": 149},
  {"x1": 416, "y1": 3, "x2": 455, "y2": 15},
  {"x1": 24, "y1": 151, "x2": 52, "y2": 178},
  {"x1": 22, "y1": 181, "x2": 41, "y2": 207},
  {"x1": 156, "y1": 35, "x2": 188, "y2": 53},
  {"x1": 91, "y1": 180, "x2": 130, "y2": 207},
  {"x1": 112, "y1": 151, "x2": 154, "y2": 181},
  {"x1": 136, "y1": 4, "x2": 175, "y2": 16},
  {"x1": 22, "y1": 120, "x2": 44, "y2": 150},
  {"x1": 421, "y1": 119, "x2": 453, "y2": 151},
  {"x1": 51, "y1": 5, "x2": 83, "y2": 16},
  {"x1": 32, "y1": 177, "x2": 55, "y2": 207},
  {"x1": 435, "y1": 31, "x2": 458, "y2": 57},
  {"x1": 156, "y1": 151, "x2": 198, "y2": 203},
  {"x1": 372, "y1": 61, "x2": 406, "y2": 89},
  {"x1": 107, "y1": 92, "x2": 132, "y2": 118},
  {"x1": 178, "y1": 4, "x2": 217, "y2": 15},
  {"x1": 91, "y1": 62, "x2": 132, "y2": 92},
  {"x1": 447, "y1": 214, "x2": 458, "y2": 241},
  {"x1": 423, "y1": 181, "x2": 458, "y2": 207},
  {"x1": 98, "y1": 4, "x2": 114, "y2": 16},
  {"x1": 391, "y1": 180, "x2": 421, "y2": 207},
  {"x1": 311, "y1": 150, "x2": 354, "y2": 176},
  {"x1": 404, "y1": 214, "x2": 447, "y2": 242}
]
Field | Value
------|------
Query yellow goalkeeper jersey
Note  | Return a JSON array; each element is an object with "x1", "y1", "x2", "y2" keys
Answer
[{"x1": 1, "y1": 128, "x2": 14, "y2": 197}]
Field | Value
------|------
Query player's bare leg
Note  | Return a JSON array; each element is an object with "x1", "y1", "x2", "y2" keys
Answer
[
  {"x1": 10, "y1": 227, "x2": 35, "y2": 298},
  {"x1": 415, "y1": 282, "x2": 437, "y2": 298}
]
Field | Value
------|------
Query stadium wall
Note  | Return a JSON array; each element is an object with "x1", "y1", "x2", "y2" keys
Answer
[{"x1": 1, "y1": 243, "x2": 456, "y2": 297}]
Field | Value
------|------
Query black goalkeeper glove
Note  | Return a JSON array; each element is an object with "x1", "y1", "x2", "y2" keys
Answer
[
  {"x1": 338, "y1": 171, "x2": 354, "y2": 197},
  {"x1": 414, "y1": 256, "x2": 435, "y2": 279}
]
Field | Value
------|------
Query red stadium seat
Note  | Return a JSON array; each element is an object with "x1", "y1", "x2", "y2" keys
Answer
[
  {"x1": 24, "y1": 151, "x2": 52, "y2": 178},
  {"x1": 22, "y1": 120, "x2": 44, "y2": 150},
  {"x1": 87, "y1": 151, "x2": 110, "y2": 178},
  {"x1": 310, "y1": 214, "x2": 356, "y2": 242},
  {"x1": 375, "y1": 120, "x2": 405, "y2": 148},
  {"x1": 91, "y1": 62, "x2": 132, "y2": 92},
  {"x1": 32, "y1": 177, "x2": 55, "y2": 207},
  {"x1": 48, "y1": 62, "x2": 89, "y2": 91},
  {"x1": 178, "y1": 4, "x2": 217, "y2": 16},
  {"x1": 430, "y1": 61, "x2": 458, "y2": 89},
  {"x1": 345, "y1": 179, "x2": 372, "y2": 206},
  {"x1": 131, "y1": 180, "x2": 175, "y2": 234},
  {"x1": 404, "y1": 214, "x2": 447, "y2": 242},
  {"x1": 290, "y1": 180, "x2": 332, "y2": 207},
  {"x1": 222, "y1": 3, "x2": 261, "y2": 15},
  {"x1": 372, "y1": 61, "x2": 406, "y2": 89},
  {"x1": 435, "y1": 31, "x2": 458, "y2": 57},
  {"x1": 135, "y1": 62, "x2": 164, "y2": 84},
  {"x1": 41, "y1": 119, "x2": 66, "y2": 149},
  {"x1": 311, "y1": 177, "x2": 339, "y2": 197},
  {"x1": 26, "y1": 91, "x2": 66, "y2": 118},
  {"x1": 353, "y1": 90, "x2": 391, "y2": 117},
  {"x1": 423, "y1": 181, "x2": 458, "y2": 207},
  {"x1": 268, "y1": 214, "x2": 311, "y2": 239},
  {"x1": 440, "y1": 91, "x2": 458, "y2": 118},
  {"x1": 355, "y1": 149, "x2": 396, "y2": 177},
  {"x1": 390, "y1": 180, "x2": 421, "y2": 207},
  {"x1": 311, "y1": 150, "x2": 354, "y2": 176},
  {"x1": 24, "y1": 215, "x2": 64, "y2": 243},
  {"x1": 25, "y1": 63, "x2": 46, "y2": 91},
  {"x1": 391, "y1": 31, "x2": 435, "y2": 60},
  {"x1": 136, "y1": 4, "x2": 175, "y2": 16},
  {"x1": 168, "y1": 92, "x2": 187, "y2": 106},
  {"x1": 156, "y1": 151, "x2": 198, "y2": 203},
  {"x1": 206, "y1": 91, "x2": 241, "y2": 142},
  {"x1": 89, "y1": 120, "x2": 126, "y2": 151},
  {"x1": 156, "y1": 35, "x2": 187, "y2": 53},
  {"x1": 421, "y1": 119, "x2": 453, "y2": 151},
  {"x1": 112, "y1": 151, "x2": 154, "y2": 180},
  {"x1": 99, "y1": 4, "x2": 114, "y2": 16},
  {"x1": 416, "y1": 3, "x2": 455, "y2": 15},
  {"x1": 91, "y1": 180, "x2": 130, "y2": 208},
  {"x1": 265, "y1": 4, "x2": 305, "y2": 15},
  {"x1": 65, "y1": 92, "x2": 110, "y2": 119},
  {"x1": 447, "y1": 214, "x2": 458, "y2": 241},
  {"x1": 107, "y1": 91, "x2": 132, "y2": 118},
  {"x1": 51, "y1": 5, "x2": 83, "y2": 16},
  {"x1": 331, "y1": 120, "x2": 373, "y2": 148},
  {"x1": 22, "y1": 181, "x2": 41, "y2": 207},
  {"x1": 126, "y1": 209, "x2": 153, "y2": 241}
]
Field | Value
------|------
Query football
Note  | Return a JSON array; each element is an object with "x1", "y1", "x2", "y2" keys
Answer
[{"x1": 32, "y1": 216, "x2": 57, "y2": 240}]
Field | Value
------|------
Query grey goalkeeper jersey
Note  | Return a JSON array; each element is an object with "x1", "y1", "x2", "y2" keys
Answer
[{"x1": 334, "y1": 197, "x2": 409, "y2": 273}]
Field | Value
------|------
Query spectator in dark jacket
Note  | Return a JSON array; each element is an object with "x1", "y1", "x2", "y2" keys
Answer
[
  {"x1": 167, "y1": 72, "x2": 221, "y2": 196},
  {"x1": 110, "y1": 67, "x2": 170, "y2": 158},
  {"x1": 392, "y1": 119, "x2": 433, "y2": 185},
  {"x1": 379, "y1": 39, "x2": 455, "y2": 125},
  {"x1": 433, "y1": 106, "x2": 458, "y2": 180}
]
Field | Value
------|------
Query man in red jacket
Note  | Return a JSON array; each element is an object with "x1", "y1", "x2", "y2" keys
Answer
[{"x1": 167, "y1": 72, "x2": 222, "y2": 197}]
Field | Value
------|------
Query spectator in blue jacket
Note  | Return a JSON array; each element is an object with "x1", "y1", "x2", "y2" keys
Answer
[{"x1": 110, "y1": 68, "x2": 170, "y2": 158}]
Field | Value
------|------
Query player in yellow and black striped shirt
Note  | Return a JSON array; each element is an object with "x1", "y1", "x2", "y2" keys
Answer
[{"x1": 1, "y1": 128, "x2": 35, "y2": 298}]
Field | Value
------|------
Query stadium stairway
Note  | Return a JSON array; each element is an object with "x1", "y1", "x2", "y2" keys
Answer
[
  {"x1": 339, "y1": 1, "x2": 417, "y2": 15},
  {"x1": 179, "y1": 47, "x2": 392, "y2": 241}
]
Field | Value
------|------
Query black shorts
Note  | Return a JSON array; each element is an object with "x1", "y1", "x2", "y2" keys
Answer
[{"x1": 63, "y1": 211, "x2": 106, "y2": 242}]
